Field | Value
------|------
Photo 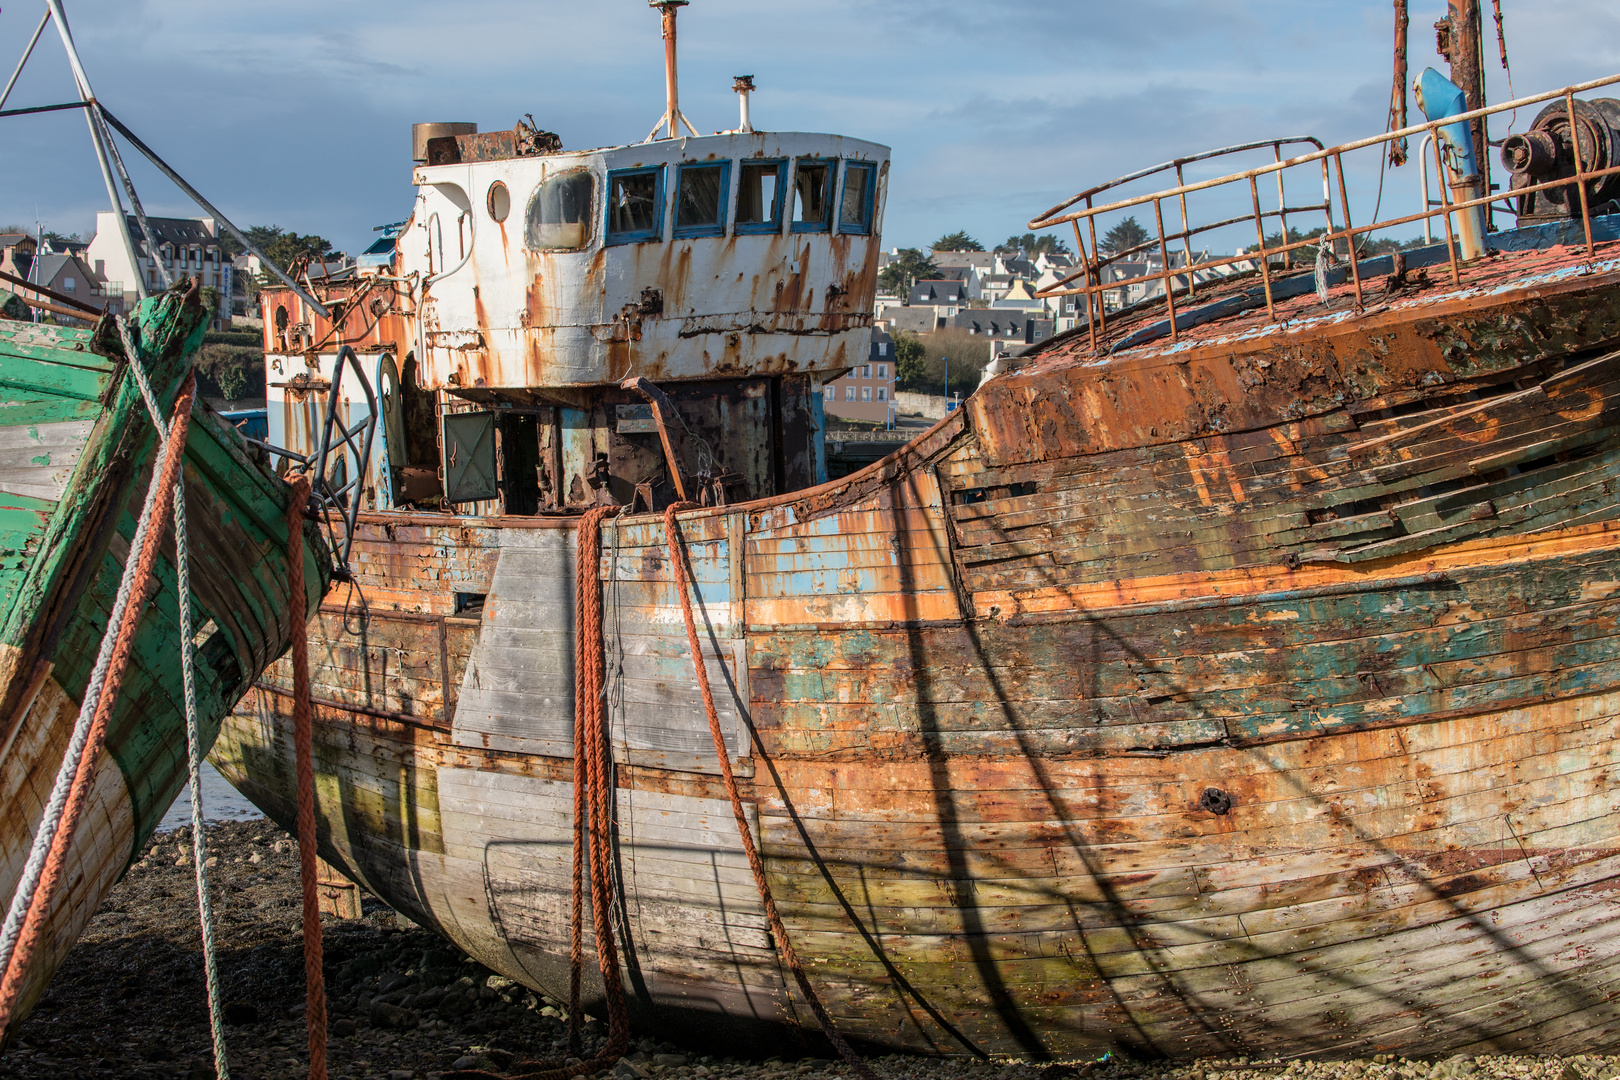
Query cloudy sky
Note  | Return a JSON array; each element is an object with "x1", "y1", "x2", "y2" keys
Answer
[{"x1": 2, "y1": 0, "x2": 1618, "y2": 255}]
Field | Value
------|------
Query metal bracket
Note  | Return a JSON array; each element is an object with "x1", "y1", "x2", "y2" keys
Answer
[{"x1": 243, "y1": 344, "x2": 377, "y2": 580}]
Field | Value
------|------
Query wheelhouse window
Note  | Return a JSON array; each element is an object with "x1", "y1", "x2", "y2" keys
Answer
[
  {"x1": 736, "y1": 159, "x2": 786, "y2": 235},
  {"x1": 840, "y1": 161, "x2": 877, "y2": 234},
  {"x1": 675, "y1": 162, "x2": 730, "y2": 239},
  {"x1": 792, "y1": 158, "x2": 833, "y2": 233},
  {"x1": 607, "y1": 167, "x2": 665, "y2": 245},
  {"x1": 526, "y1": 170, "x2": 595, "y2": 250}
]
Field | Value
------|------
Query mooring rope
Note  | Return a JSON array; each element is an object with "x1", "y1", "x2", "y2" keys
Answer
[
  {"x1": 284, "y1": 471, "x2": 327, "y2": 1080},
  {"x1": 449, "y1": 504, "x2": 629, "y2": 1080},
  {"x1": 121, "y1": 314, "x2": 236, "y2": 1080},
  {"x1": 660, "y1": 503, "x2": 877, "y2": 1080},
  {"x1": 0, "y1": 364, "x2": 196, "y2": 1034}
]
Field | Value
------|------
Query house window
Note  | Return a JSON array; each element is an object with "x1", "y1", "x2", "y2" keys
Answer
[
  {"x1": 736, "y1": 159, "x2": 786, "y2": 235},
  {"x1": 839, "y1": 161, "x2": 877, "y2": 235},
  {"x1": 824, "y1": 385, "x2": 835, "y2": 401},
  {"x1": 674, "y1": 162, "x2": 730, "y2": 239},
  {"x1": 876, "y1": 388, "x2": 887, "y2": 401},
  {"x1": 606, "y1": 167, "x2": 664, "y2": 245},
  {"x1": 861, "y1": 387, "x2": 872, "y2": 402},
  {"x1": 860, "y1": 365, "x2": 870, "y2": 378},
  {"x1": 880, "y1": 342, "x2": 889, "y2": 355},
  {"x1": 844, "y1": 386, "x2": 855, "y2": 401},
  {"x1": 527, "y1": 169, "x2": 596, "y2": 250},
  {"x1": 62, "y1": 277, "x2": 75, "y2": 292},
  {"x1": 791, "y1": 158, "x2": 833, "y2": 233},
  {"x1": 876, "y1": 364, "x2": 887, "y2": 378}
]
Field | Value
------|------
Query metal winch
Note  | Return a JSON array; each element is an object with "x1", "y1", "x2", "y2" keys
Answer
[{"x1": 1501, "y1": 97, "x2": 1620, "y2": 223}]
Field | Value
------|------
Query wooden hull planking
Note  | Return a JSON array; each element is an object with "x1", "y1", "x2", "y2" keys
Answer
[
  {"x1": 215, "y1": 240, "x2": 1620, "y2": 1058},
  {"x1": 0, "y1": 293, "x2": 329, "y2": 1028}
]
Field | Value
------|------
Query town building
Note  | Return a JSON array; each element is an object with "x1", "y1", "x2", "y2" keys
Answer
[
  {"x1": 86, "y1": 212, "x2": 232, "y2": 327},
  {"x1": 0, "y1": 234, "x2": 38, "y2": 281},
  {"x1": 823, "y1": 328, "x2": 896, "y2": 424},
  {"x1": 31, "y1": 252, "x2": 116, "y2": 315},
  {"x1": 950, "y1": 309, "x2": 1053, "y2": 345},
  {"x1": 0, "y1": 235, "x2": 115, "y2": 321}
]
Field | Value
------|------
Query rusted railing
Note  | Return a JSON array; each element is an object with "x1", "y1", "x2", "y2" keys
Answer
[{"x1": 1032, "y1": 71, "x2": 1620, "y2": 352}]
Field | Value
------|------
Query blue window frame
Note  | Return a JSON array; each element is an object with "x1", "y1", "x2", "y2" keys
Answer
[
  {"x1": 838, "y1": 161, "x2": 878, "y2": 235},
  {"x1": 606, "y1": 166, "x2": 665, "y2": 245},
  {"x1": 735, "y1": 159, "x2": 787, "y2": 236},
  {"x1": 791, "y1": 157, "x2": 835, "y2": 234},
  {"x1": 674, "y1": 161, "x2": 731, "y2": 240}
]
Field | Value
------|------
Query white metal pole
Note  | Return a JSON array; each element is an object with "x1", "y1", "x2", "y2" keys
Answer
[
  {"x1": 0, "y1": 8, "x2": 52, "y2": 113},
  {"x1": 44, "y1": 0, "x2": 147, "y2": 300}
]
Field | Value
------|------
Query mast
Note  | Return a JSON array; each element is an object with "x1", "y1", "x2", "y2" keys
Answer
[
  {"x1": 1440, "y1": 0, "x2": 1491, "y2": 226},
  {"x1": 645, "y1": 1, "x2": 697, "y2": 141}
]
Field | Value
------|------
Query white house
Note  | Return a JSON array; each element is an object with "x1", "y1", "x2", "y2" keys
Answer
[{"x1": 86, "y1": 212, "x2": 232, "y2": 328}]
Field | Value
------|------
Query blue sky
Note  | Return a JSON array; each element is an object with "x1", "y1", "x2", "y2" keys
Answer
[{"x1": 2, "y1": 0, "x2": 1618, "y2": 256}]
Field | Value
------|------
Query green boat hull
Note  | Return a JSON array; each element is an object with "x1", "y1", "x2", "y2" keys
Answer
[{"x1": 0, "y1": 284, "x2": 329, "y2": 1032}]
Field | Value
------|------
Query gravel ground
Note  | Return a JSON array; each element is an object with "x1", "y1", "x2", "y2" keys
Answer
[{"x1": 0, "y1": 820, "x2": 1613, "y2": 1080}]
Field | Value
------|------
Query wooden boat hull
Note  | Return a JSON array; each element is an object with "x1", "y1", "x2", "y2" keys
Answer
[
  {"x1": 216, "y1": 246, "x2": 1620, "y2": 1058},
  {"x1": 0, "y1": 290, "x2": 329, "y2": 1030}
]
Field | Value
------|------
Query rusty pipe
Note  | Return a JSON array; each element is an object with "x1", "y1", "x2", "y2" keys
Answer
[{"x1": 652, "y1": 1, "x2": 689, "y2": 141}]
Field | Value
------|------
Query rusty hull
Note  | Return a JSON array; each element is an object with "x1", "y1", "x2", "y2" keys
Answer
[{"x1": 210, "y1": 228, "x2": 1620, "y2": 1059}]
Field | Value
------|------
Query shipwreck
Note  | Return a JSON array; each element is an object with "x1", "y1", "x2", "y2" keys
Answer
[{"x1": 198, "y1": 0, "x2": 1620, "y2": 1062}]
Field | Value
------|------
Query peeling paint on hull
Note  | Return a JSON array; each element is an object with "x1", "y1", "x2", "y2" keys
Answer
[{"x1": 217, "y1": 239, "x2": 1620, "y2": 1058}]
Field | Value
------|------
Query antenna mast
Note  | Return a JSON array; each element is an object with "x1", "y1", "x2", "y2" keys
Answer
[{"x1": 645, "y1": 1, "x2": 698, "y2": 142}]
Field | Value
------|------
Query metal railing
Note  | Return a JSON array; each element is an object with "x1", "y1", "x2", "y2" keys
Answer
[
  {"x1": 1031, "y1": 72, "x2": 1620, "y2": 353},
  {"x1": 240, "y1": 344, "x2": 377, "y2": 581}
]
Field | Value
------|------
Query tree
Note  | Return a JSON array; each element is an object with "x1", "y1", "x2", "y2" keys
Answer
[
  {"x1": 931, "y1": 231, "x2": 983, "y2": 252},
  {"x1": 878, "y1": 248, "x2": 941, "y2": 295},
  {"x1": 893, "y1": 331, "x2": 927, "y2": 389},
  {"x1": 995, "y1": 232, "x2": 1073, "y2": 257},
  {"x1": 1100, "y1": 216, "x2": 1150, "y2": 255},
  {"x1": 40, "y1": 230, "x2": 80, "y2": 249},
  {"x1": 892, "y1": 328, "x2": 991, "y2": 394},
  {"x1": 220, "y1": 224, "x2": 336, "y2": 274}
]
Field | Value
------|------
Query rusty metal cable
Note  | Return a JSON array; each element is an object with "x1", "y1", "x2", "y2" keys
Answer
[
  {"x1": 285, "y1": 471, "x2": 328, "y2": 1080},
  {"x1": 0, "y1": 373, "x2": 196, "y2": 1034},
  {"x1": 1491, "y1": 0, "x2": 1518, "y2": 131},
  {"x1": 450, "y1": 506, "x2": 629, "y2": 1080},
  {"x1": 660, "y1": 503, "x2": 878, "y2": 1080},
  {"x1": 1388, "y1": 0, "x2": 1409, "y2": 166}
]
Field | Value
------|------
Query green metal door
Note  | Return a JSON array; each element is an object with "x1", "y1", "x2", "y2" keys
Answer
[{"x1": 442, "y1": 411, "x2": 497, "y2": 503}]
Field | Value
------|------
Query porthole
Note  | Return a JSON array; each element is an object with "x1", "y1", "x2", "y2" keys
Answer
[{"x1": 488, "y1": 181, "x2": 511, "y2": 223}]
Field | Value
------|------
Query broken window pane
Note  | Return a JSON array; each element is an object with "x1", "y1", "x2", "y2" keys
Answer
[
  {"x1": 737, "y1": 160, "x2": 784, "y2": 232},
  {"x1": 676, "y1": 163, "x2": 728, "y2": 236},
  {"x1": 608, "y1": 168, "x2": 663, "y2": 242},
  {"x1": 840, "y1": 162, "x2": 876, "y2": 233},
  {"x1": 793, "y1": 158, "x2": 832, "y2": 232},
  {"x1": 526, "y1": 170, "x2": 595, "y2": 250}
]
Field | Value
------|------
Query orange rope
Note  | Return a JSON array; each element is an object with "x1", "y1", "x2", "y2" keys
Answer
[
  {"x1": 0, "y1": 373, "x2": 196, "y2": 1031},
  {"x1": 451, "y1": 505, "x2": 628, "y2": 1080},
  {"x1": 661, "y1": 503, "x2": 877, "y2": 1080},
  {"x1": 285, "y1": 471, "x2": 327, "y2": 1080}
]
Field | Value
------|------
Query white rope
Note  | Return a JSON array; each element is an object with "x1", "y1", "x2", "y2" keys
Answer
[
  {"x1": 119, "y1": 315, "x2": 230, "y2": 1075},
  {"x1": 0, "y1": 316, "x2": 180, "y2": 980},
  {"x1": 168, "y1": 397, "x2": 231, "y2": 1080}
]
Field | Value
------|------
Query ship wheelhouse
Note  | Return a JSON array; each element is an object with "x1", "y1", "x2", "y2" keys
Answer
[{"x1": 261, "y1": 127, "x2": 889, "y2": 518}]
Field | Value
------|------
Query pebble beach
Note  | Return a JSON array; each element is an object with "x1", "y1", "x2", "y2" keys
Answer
[{"x1": 0, "y1": 820, "x2": 1611, "y2": 1080}]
